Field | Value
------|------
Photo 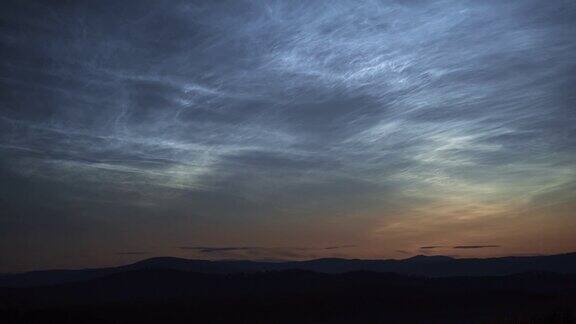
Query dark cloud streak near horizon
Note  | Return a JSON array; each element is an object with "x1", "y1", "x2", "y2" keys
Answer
[
  {"x1": 419, "y1": 245, "x2": 501, "y2": 250},
  {"x1": 453, "y1": 245, "x2": 500, "y2": 249},
  {"x1": 0, "y1": 0, "x2": 575, "y2": 272}
]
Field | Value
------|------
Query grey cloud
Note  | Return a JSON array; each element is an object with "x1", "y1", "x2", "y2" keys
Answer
[
  {"x1": 177, "y1": 245, "x2": 352, "y2": 260},
  {"x1": 452, "y1": 245, "x2": 500, "y2": 249},
  {"x1": 178, "y1": 246, "x2": 259, "y2": 253},
  {"x1": 324, "y1": 245, "x2": 356, "y2": 250},
  {"x1": 419, "y1": 246, "x2": 444, "y2": 250},
  {"x1": 3, "y1": 0, "x2": 574, "y2": 208},
  {"x1": 419, "y1": 245, "x2": 500, "y2": 250}
]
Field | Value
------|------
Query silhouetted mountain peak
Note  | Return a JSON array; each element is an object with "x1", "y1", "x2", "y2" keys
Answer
[{"x1": 2, "y1": 252, "x2": 576, "y2": 288}]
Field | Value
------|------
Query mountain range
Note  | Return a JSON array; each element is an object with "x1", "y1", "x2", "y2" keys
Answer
[{"x1": 2, "y1": 252, "x2": 576, "y2": 288}]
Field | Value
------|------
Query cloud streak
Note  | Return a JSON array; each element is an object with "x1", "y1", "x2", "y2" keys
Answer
[
  {"x1": 419, "y1": 245, "x2": 500, "y2": 250},
  {"x1": 453, "y1": 245, "x2": 500, "y2": 249}
]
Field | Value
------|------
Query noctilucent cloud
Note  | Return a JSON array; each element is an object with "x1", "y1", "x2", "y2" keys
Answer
[{"x1": 1, "y1": 0, "x2": 575, "y2": 271}]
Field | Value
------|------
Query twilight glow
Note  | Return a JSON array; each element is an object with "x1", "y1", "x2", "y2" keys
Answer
[{"x1": 1, "y1": 0, "x2": 575, "y2": 272}]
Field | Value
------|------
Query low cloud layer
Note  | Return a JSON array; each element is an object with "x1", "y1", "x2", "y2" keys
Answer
[
  {"x1": 419, "y1": 245, "x2": 500, "y2": 250},
  {"x1": 176, "y1": 245, "x2": 356, "y2": 260},
  {"x1": 179, "y1": 246, "x2": 260, "y2": 253},
  {"x1": 453, "y1": 245, "x2": 500, "y2": 249}
]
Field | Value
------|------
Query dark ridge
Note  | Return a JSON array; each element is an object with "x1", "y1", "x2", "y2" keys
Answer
[{"x1": 1, "y1": 252, "x2": 576, "y2": 288}]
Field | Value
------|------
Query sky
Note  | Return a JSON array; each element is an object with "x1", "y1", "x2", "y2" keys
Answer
[{"x1": 1, "y1": 0, "x2": 575, "y2": 272}]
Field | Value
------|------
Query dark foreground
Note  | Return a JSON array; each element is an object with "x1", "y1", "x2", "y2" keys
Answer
[{"x1": 1, "y1": 269, "x2": 575, "y2": 324}]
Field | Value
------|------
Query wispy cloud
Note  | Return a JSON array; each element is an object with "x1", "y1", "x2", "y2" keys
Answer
[
  {"x1": 324, "y1": 245, "x2": 356, "y2": 250},
  {"x1": 419, "y1": 246, "x2": 445, "y2": 250},
  {"x1": 177, "y1": 245, "x2": 357, "y2": 260},
  {"x1": 419, "y1": 245, "x2": 500, "y2": 250},
  {"x1": 116, "y1": 252, "x2": 150, "y2": 255},
  {"x1": 178, "y1": 246, "x2": 259, "y2": 253},
  {"x1": 452, "y1": 245, "x2": 500, "y2": 249}
]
